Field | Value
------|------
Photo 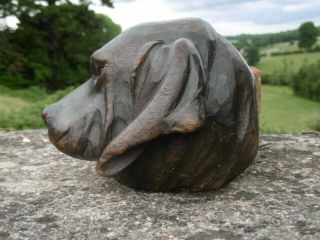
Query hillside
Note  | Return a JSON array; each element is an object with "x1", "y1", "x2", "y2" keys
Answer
[
  {"x1": 226, "y1": 26, "x2": 320, "y2": 48},
  {"x1": 260, "y1": 38, "x2": 320, "y2": 56}
]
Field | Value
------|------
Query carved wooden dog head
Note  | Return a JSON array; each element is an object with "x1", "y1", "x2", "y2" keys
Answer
[{"x1": 42, "y1": 18, "x2": 259, "y2": 192}]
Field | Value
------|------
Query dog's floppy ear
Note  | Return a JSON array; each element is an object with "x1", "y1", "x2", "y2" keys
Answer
[{"x1": 97, "y1": 38, "x2": 206, "y2": 176}]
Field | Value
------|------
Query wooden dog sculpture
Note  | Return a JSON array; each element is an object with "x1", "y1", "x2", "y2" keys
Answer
[{"x1": 42, "y1": 18, "x2": 259, "y2": 192}]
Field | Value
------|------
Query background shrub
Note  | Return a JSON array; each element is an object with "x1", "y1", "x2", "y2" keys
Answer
[
  {"x1": 0, "y1": 4, "x2": 121, "y2": 90},
  {"x1": 291, "y1": 61, "x2": 320, "y2": 101}
]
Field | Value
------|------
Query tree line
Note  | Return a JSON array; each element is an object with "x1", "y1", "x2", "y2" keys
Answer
[
  {"x1": 0, "y1": 0, "x2": 121, "y2": 90},
  {"x1": 227, "y1": 23, "x2": 319, "y2": 49},
  {"x1": 228, "y1": 22, "x2": 319, "y2": 66}
]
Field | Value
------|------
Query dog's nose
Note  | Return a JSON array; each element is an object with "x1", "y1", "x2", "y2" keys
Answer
[
  {"x1": 41, "y1": 105, "x2": 70, "y2": 139},
  {"x1": 41, "y1": 105, "x2": 56, "y2": 126},
  {"x1": 41, "y1": 109, "x2": 47, "y2": 119},
  {"x1": 41, "y1": 108, "x2": 49, "y2": 125}
]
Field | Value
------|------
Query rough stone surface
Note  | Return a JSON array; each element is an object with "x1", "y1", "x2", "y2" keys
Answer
[{"x1": 0, "y1": 129, "x2": 319, "y2": 240}]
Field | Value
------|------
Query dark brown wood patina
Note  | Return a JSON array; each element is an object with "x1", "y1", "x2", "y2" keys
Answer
[{"x1": 42, "y1": 18, "x2": 259, "y2": 192}]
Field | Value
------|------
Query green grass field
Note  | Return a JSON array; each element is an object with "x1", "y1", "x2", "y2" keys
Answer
[
  {"x1": 0, "y1": 86, "x2": 75, "y2": 130},
  {"x1": 257, "y1": 52, "x2": 320, "y2": 75},
  {"x1": 0, "y1": 95, "x2": 29, "y2": 113},
  {"x1": 261, "y1": 41, "x2": 298, "y2": 55},
  {"x1": 1, "y1": 85, "x2": 319, "y2": 133},
  {"x1": 261, "y1": 85, "x2": 320, "y2": 133}
]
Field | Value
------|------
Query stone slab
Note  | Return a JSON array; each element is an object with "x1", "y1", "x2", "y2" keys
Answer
[{"x1": 0, "y1": 130, "x2": 319, "y2": 240}]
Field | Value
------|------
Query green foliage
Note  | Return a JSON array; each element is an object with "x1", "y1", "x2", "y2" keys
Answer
[
  {"x1": 291, "y1": 61, "x2": 320, "y2": 101},
  {"x1": 0, "y1": 0, "x2": 114, "y2": 19},
  {"x1": 245, "y1": 45, "x2": 260, "y2": 65},
  {"x1": 0, "y1": 86, "x2": 75, "y2": 130},
  {"x1": 0, "y1": 0, "x2": 40, "y2": 19},
  {"x1": 233, "y1": 40, "x2": 260, "y2": 66},
  {"x1": 298, "y1": 21, "x2": 319, "y2": 50},
  {"x1": 0, "y1": 1, "x2": 120, "y2": 90}
]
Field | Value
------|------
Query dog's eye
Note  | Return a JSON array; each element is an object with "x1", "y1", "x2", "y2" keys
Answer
[{"x1": 90, "y1": 61, "x2": 105, "y2": 76}]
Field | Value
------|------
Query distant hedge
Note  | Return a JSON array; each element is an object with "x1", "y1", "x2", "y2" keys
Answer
[
  {"x1": 292, "y1": 61, "x2": 320, "y2": 101},
  {"x1": 268, "y1": 46, "x2": 320, "y2": 57},
  {"x1": 270, "y1": 50, "x2": 303, "y2": 56}
]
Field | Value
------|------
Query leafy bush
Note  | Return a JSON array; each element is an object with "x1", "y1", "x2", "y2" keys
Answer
[
  {"x1": 245, "y1": 45, "x2": 260, "y2": 65},
  {"x1": 0, "y1": 4, "x2": 121, "y2": 90},
  {"x1": 298, "y1": 21, "x2": 319, "y2": 50},
  {"x1": 291, "y1": 61, "x2": 320, "y2": 101}
]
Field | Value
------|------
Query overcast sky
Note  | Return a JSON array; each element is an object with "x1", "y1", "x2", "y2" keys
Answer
[
  {"x1": 90, "y1": 0, "x2": 320, "y2": 36},
  {"x1": 2, "y1": 0, "x2": 320, "y2": 36}
]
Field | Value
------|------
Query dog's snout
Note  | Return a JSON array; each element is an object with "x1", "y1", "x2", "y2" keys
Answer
[
  {"x1": 42, "y1": 105, "x2": 70, "y2": 141},
  {"x1": 41, "y1": 109, "x2": 47, "y2": 119},
  {"x1": 41, "y1": 107, "x2": 49, "y2": 125},
  {"x1": 41, "y1": 105, "x2": 57, "y2": 127}
]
